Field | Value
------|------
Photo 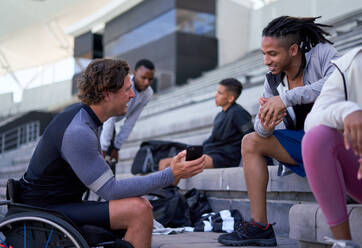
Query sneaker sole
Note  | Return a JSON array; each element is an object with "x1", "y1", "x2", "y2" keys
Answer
[{"x1": 218, "y1": 237, "x2": 277, "y2": 247}]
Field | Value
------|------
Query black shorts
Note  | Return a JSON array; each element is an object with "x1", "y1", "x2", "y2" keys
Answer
[
  {"x1": 46, "y1": 201, "x2": 110, "y2": 228},
  {"x1": 205, "y1": 152, "x2": 240, "y2": 168}
]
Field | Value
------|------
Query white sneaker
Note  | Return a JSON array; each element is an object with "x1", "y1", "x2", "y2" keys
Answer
[{"x1": 324, "y1": 236, "x2": 360, "y2": 248}]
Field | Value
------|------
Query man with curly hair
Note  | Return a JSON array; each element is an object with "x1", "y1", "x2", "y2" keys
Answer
[
  {"x1": 18, "y1": 59, "x2": 206, "y2": 248},
  {"x1": 100, "y1": 59, "x2": 155, "y2": 164}
]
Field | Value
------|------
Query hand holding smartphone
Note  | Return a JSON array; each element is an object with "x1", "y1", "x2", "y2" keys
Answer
[{"x1": 185, "y1": 145, "x2": 203, "y2": 161}]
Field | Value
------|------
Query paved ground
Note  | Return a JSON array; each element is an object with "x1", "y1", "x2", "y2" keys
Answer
[{"x1": 152, "y1": 232, "x2": 298, "y2": 248}]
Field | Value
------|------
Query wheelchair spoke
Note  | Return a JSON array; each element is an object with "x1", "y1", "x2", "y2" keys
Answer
[
  {"x1": 44, "y1": 229, "x2": 53, "y2": 248},
  {"x1": 24, "y1": 224, "x2": 26, "y2": 248},
  {"x1": 0, "y1": 235, "x2": 9, "y2": 248},
  {"x1": 1, "y1": 213, "x2": 88, "y2": 248}
]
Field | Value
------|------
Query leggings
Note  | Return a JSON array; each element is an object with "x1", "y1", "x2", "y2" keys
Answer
[{"x1": 302, "y1": 125, "x2": 362, "y2": 227}]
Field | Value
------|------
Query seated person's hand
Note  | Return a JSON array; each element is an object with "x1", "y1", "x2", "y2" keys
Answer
[
  {"x1": 170, "y1": 150, "x2": 206, "y2": 183},
  {"x1": 343, "y1": 110, "x2": 362, "y2": 180},
  {"x1": 259, "y1": 96, "x2": 267, "y2": 106},
  {"x1": 344, "y1": 110, "x2": 362, "y2": 180},
  {"x1": 259, "y1": 96, "x2": 286, "y2": 128},
  {"x1": 110, "y1": 148, "x2": 119, "y2": 161},
  {"x1": 344, "y1": 110, "x2": 362, "y2": 157},
  {"x1": 260, "y1": 116, "x2": 284, "y2": 132},
  {"x1": 102, "y1": 148, "x2": 119, "y2": 164}
]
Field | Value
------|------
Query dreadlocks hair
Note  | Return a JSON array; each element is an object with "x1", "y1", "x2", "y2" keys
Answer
[
  {"x1": 262, "y1": 16, "x2": 333, "y2": 79},
  {"x1": 263, "y1": 16, "x2": 333, "y2": 52}
]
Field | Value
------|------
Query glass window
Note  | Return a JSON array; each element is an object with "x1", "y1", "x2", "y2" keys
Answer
[
  {"x1": 177, "y1": 9, "x2": 215, "y2": 37},
  {"x1": 106, "y1": 8, "x2": 215, "y2": 56},
  {"x1": 107, "y1": 10, "x2": 176, "y2": 56}
]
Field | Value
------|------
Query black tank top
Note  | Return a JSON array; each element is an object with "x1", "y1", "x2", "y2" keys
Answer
[{"x1": 293, "y1": 103, "x2": 314, "y2": 130}]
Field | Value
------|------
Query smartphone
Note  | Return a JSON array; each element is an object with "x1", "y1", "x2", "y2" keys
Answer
[{"x1": 185, "y1": 145, "x2": 203, "y2": 161}]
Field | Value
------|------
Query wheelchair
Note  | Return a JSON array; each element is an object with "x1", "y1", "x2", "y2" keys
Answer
[{"x1": 0, "y1": 179, "x2": 133, "y2": 248}]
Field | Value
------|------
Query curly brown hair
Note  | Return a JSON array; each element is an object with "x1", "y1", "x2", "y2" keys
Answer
[{"x1": 77, "y1": 59, "x2": 130, "y2": 105}]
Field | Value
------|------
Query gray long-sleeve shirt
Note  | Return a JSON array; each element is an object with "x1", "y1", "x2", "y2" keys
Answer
[
  {"x1": 19, "y1": 103, "x2": 174, "y2": 206},
  {"x1": 100, "y1": 76, "x2": 153, "y2": 150},
  {"x1": 254, "y1": 42, "x2": 339, "y2": 137}
]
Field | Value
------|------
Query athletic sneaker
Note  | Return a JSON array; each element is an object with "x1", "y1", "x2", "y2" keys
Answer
[
  {"x1": 217, "y1": 219, "x2": 277, "y2": 246},
  {"x1": 324, "y1": 236, "x2": 360, "y2": 248}
]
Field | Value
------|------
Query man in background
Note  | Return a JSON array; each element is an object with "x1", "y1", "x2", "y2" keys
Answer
[{"x1": 100, "y1": 59, "x2": 155, "y2": 164}]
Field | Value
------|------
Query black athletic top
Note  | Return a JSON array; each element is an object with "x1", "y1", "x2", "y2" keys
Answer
[
  {"x1": 18, "y1": 103, "x2": 174, "y2": 207},
  {"x1": 203, "y1": 103, "x2": 253, "y2": 167}
]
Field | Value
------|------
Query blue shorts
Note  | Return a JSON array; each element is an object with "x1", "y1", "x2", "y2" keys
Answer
[
  {"x1": 46, "y1": 201, "x2": 110, "y2": 228},
  {"x1": 273, "y1": 129, "x2": 306, "y2": 177}
]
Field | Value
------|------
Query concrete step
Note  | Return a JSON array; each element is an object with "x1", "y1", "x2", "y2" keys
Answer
[
  {"x1": 116, "y1": 166, "x2": 314, "y2": 235},
  {"x1": 151, "y1": 232, "x2": 298, "y2": 248},
  {"x1": 176, "y1": 166, "x2": 313, "y2": 235},
  {"x1": 0, "y1": 179, "x2": 7, "y2": 187},
  {"x1": 0, "y1": 205, "x2": 7, "y2": 217},
  {"x1": 0, "y1": 187, "x2": 6, "y2": 200},
  {"x1": 11, "y1": 156, "x2": 32, "y2": 166},
  {"x1": 125, "y1": 85, "x2": 263, "y2": 151},
  {"x1": 177, "y1": 166, "x2": 311, "y2": 195},
  {"x1": 207, "y1": 197, "x2": 298, "y2": 235},
  {"x1": 289, "y1": 204, "x2": 362, "y2": 247},
  {"x1": 0, "y1": 140, "x2": 37, "y2": 166},
  {"x1": 0, "y1": 163, "x2": 27, "y2": 179},
  {"x1": 144, "y1": 51, "x2": 265, "y2": 113}
]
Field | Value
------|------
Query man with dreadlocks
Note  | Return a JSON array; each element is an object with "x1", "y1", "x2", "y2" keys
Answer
[{"x1": 218, "y1": 16, "x2": 339, "y2": 246}]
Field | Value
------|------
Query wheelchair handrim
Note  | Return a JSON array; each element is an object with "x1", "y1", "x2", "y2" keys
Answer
[{"x1": 0, "y1": 216, "x2": 83, "y2": 248}]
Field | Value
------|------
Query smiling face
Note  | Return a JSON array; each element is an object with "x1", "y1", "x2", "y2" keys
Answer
[
  {"x1": 261, "y1": 36, "x2": 293, "y2": 75},
  {"x1": 108, "y1": 74, "x2": 135, "y2": 116},
  {"x1": 133, "y1": 65, "x2": 154, "y2": 92}
]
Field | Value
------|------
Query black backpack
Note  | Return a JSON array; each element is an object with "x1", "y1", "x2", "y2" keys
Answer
[
  {"x1": 148, "y1": 186, "x2": 191, "y2": 228},
  {"x1": 131, "y1": 140, "x2": 187, "y2": 174},
  {"x1": 184, "y1": 188, "x2": 212, "y2": 225}
]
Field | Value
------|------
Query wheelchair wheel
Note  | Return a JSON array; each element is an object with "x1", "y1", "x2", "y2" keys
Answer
[{"x1": 0, "y1": 211, "x2": 89, "y2": 248}]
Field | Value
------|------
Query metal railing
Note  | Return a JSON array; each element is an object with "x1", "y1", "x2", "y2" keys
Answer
[{"x1": 0, "y1": 121, "x2": 40, "y2": 154}]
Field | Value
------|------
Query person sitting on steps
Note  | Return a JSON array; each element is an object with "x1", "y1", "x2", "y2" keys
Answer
[
  {"x1": 158, "y1": 78, "x2": 253, "y2": 171},
  {"x1": 302, "y1": 47, "x2": 362, "y2": 248},
  {"x1": 218, "y1": 16, "x2": 339, "y2": 247}
]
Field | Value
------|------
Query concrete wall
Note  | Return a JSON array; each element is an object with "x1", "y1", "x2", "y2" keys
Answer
[
  {"x1": 216, "y1": 0, "x2": 251, "y2": 66},
  {"x1": 248, "y1": 0, "x2": 362, "y2": 51},
  {"x1": 19, "y1": 79, "x2": 73, "y2": 113},
  {"x1": 0, "y1": 92, "x2": 19, "y2": 117},
  {"x1": 0, "y1": 79, "x2": 74, "y2": 117}
]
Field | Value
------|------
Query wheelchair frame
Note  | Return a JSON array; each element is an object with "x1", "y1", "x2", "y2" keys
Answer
[{"x1": 0, "y1": 179, "x2": 133, "y2": 248}]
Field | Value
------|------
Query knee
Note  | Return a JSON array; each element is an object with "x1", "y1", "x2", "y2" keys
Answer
[
  {"x1": 131, "y1": 197, "x2": 153, "y2": 218},
  {"x1": 302, "y1": 125, "x2": 339, "y2": 171},
  {"x1": 302, "y1": 125, "x2": 337, "y2": 154},
  {"x1": 242, "y1": 132, "x2": 262, "y2": 156},
  {"x1": 113, "y1": 197, "x2": 153, "y2": 220}
]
